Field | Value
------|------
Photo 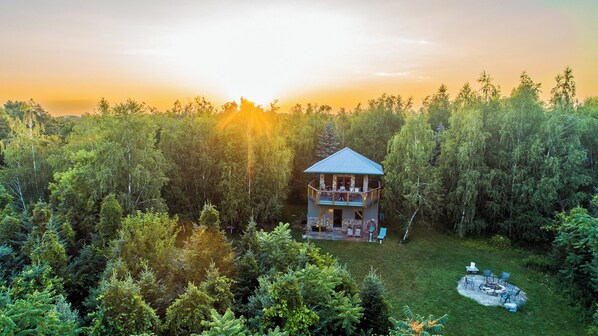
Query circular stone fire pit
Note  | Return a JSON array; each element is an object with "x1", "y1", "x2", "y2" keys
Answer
[
  {"x1": 479, "y1": 282, "x2": 506, "y2": 296},
  {"x1": 457, "y1": 275, "x2": 527, "y2": 307}
]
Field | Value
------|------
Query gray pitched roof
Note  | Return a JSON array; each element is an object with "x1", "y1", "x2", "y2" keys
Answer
[{"x1": 304, "y1": 147, "x2": 384, "y2": 175}]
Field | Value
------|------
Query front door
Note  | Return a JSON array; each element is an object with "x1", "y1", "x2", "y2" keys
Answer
[
  {"x1": 333, "y1": 209, "x2": 342, "y2": 228},
  {"x1": 337, "y1": 176, "x2": 349, "y2": 190}
]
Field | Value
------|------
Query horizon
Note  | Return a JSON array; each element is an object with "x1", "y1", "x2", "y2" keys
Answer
[{"x1": 1, "y1": 0, "x2": 597, "y2": 116}]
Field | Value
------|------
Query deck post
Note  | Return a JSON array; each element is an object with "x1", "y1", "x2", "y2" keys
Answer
[{"x1": 363, "y1": 175, "x2": 369, "y2": 192}]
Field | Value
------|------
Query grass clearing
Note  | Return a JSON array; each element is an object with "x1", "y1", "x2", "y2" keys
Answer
[{"x1": 300, "y1": 224, "x2": 583, "y2": 335}]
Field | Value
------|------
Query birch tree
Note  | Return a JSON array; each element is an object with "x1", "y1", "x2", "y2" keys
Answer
[{"x1": 384, "y1": 113, "x2": 442, "y2": 241}]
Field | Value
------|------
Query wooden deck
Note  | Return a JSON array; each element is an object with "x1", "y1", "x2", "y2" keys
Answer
[{"x1": 307, "y1": 182, "x2": 381, "y2": 208}]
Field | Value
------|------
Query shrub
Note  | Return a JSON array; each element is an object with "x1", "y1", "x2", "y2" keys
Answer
[
  {"x1": 551, "y1": 206, "x2": 597, "y2": 318},
  {"x1": 489, "y1": 234, "x2": 511, "y2": 249},
  {"x1": 389, "y1": 306, "x2": 448, "y2": 336}
]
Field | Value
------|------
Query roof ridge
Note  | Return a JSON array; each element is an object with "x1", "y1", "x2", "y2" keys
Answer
[
  {"x1": 304, "y1": 147, "x2": 383, "y2": 175},
  {"x1": 350, "y1": 149, "x2": 382, "y2": 172},
  {"x1": 305, "y1": 147, "x2": 349, "y2": 170}
]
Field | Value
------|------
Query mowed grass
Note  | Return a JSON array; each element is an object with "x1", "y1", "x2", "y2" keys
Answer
[{"x1": 305, "y1": 225, "x2": 583, "y2": 335}]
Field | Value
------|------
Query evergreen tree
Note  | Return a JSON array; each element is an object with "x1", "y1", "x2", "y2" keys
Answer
[
  {"x1": 237, "y1": 218, "x2": 259, "y2": 256},
  {"x1": 200, "y1": 263, "x2": 234, "y2": 314},
  {"x1": 29, "y1": 229, "x2": 68, "y2": 276},
  {"x1": 136, "y1": 264, "x2": 168, "y2": 317},
  {"x1": 425, "y1": 84, "x2": 451, "y2": 131},
  {"x1": 0, "y1": 287, "x2": 80, "y2": 336},
  {"x1": 199, "y1": 202, "x2": 221, "y2": 231},
  {"x1": 91, "y1": 274, "x2": 160, "y2": 336},
  {"x1": 233, "y1": 250, "x2": 260, "y2": 315},
  {"x1": 359, "y1": 268, "x2": 392, "y2": 335},
  {"x1": 164, "y1": 282, "x2": 213, "y2": 335},
  {"x1": 201, "y1": 309, "x2": 249, "y2": 335},
  {"x1": 314, "y1": 121, "x2": 340, "y2": 160}
]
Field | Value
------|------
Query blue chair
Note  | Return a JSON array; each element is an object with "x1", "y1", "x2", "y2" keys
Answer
[
  {"x1": 499, "y1": 272, "x2": 510, "y2": 286},
  {"x1": 464, "y1": 276, "x2": 475, "y2": 290},
  {"x1": 483, "y1": 269, "x2": 493, "y2": 283},
  {"x1": 511, "y1": 288, "x2": 522, "y2": 302},
  {"x1": 500, "y1": 291, "x2": 511, "y2": 303},
  {"x1": 377, "y1": 227, "x2": 387, "y2": 244}
]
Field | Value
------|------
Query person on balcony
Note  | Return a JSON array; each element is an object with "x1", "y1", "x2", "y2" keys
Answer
[{"x1": 338, "y1": 183, "x2": 346, "y2": 201}]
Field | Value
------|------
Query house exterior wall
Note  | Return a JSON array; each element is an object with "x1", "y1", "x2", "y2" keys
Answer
[
  {"x1": 307, "y1": 201, "x2": 319, "y2": 218},
  {"x1": 363, "y1": 206, "x2": 378, "y2": 223},
  {"x1": 307, "y1": 202, "x2": 379, "y2": 234}
]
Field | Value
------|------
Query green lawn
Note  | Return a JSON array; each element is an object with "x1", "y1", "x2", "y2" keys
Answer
[{"x1": 303, "y1": 225, "x2": 583, "y2": 335}]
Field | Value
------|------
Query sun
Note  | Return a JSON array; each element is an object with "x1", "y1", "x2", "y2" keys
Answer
[{"x1": 153, "y1": 5, "x2": 358, "y2": 106}]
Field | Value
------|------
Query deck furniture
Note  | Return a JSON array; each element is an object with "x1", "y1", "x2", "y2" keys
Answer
[
  {"x1": 347, "y1": 228, "x2": 353, "y2": 237},
  {"x1": 498, "y1": 272, "x2": 510, "y2": 286},
  {"x1": 502, "y1": 288, "x2": 522, "y2": 303},
  {"x1": 464, "y1": 276, "x2": 475, "y2": 290},
  {"x1": 377, "y1": 227, "x2": 387, "y2": 244},
  {"x1": 483, "y1": 269, "x2": 493, "y2": 283},
  {"x1": 466, "y1": 262, "x2": 479, "y2": 274},
  {"x1": 354, "y1": 228, "x2": 362, "y2": 238}
]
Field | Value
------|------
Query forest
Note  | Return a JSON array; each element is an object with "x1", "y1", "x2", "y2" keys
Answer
[{"x1": 0, "y1": 67, "x2": 596, "y2": 335}]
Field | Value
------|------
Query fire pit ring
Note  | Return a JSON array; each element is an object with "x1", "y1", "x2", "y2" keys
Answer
[{"x1": 479, "y1": 282, "x2": 506, "y2": 296}]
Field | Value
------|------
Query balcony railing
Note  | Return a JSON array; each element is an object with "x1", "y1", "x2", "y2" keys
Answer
[{"x1": 307, "y1": 180, "x2": 381, "y2": 208}]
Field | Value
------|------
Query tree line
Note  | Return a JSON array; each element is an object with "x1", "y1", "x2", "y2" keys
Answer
[{"x1": 0, "y1": 66, "x2": 596, "y2": 333}]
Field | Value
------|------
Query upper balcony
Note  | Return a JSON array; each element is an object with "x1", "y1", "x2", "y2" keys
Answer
[{"x1": 307, "y1": 180, "x2": 381, "y2": 208}]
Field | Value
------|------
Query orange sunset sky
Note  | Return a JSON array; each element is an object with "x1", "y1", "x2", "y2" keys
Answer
[{"x1": 1, "y1": 0, "x2": 597, "y2": 115}]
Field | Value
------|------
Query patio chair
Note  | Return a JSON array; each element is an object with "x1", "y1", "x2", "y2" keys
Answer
[
  {"x1": 377, "y1": 227, "x2": 387, "y2": 244},
  {"x1": 354, "y1": 227, "x2": 362, "y2": 238},
  {"x1": 464, "y1": 276, "x2": 475, "y2": 290},
  {"x1": 498, "y1": 272, "x2": 510, "y2": 286},
  {"x1": 500, "y1": 291, "x2": 511, "y2": 303},
  {"x1": 483, "y1": 269, "x2": 493, "y2": 283},
  {"x1": 347, "y1": 228, "x2": 354, "y2": 237},
  {"x1": 511, "y1": 288, "x2": 521, "y2": 301}
]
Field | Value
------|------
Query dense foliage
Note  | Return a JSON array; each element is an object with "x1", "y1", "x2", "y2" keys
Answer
[{"x1": 0, "y1": 66, "x2": 595, "y2": 332}]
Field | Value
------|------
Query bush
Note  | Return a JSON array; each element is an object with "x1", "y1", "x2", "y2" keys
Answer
[
  {"x1": 551, "y1": 206, "x2": 597, "y2": 318},
  {"x1": 489, "y1": 234, "x2": 511, "y2": 249},
  {"x1": 522, "y1": 255, "x2": 552, "y2": 272},
  {"x1": 587, "y1": 306, "x2": 598, "y2": 336},
  {"x1": 389, "y1": 306, "x2": 448, "y2": 336}
]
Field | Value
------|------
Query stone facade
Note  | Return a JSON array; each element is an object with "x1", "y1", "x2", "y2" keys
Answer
[
  {"x1": 307, "y1": 217, "x2": 332, "y2": 231},
  {"x1": 341, "y1": 219, "x2": 363, "y2": 232}
]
